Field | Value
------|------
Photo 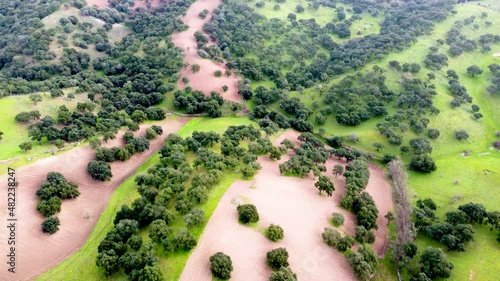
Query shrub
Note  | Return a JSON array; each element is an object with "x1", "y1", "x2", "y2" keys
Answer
[
  {"x1": 266, "y1": 224, "x2": 285, "y2": 242},
  {"x1": 41, "y1": 216, "x2": 60, "y2": 234},
  {"x1": 322, "y1": 227, "x2": 341, "y2": 247},
  {"x1": 331, "y1": 212, "x2": 345, "y2": 227},
  {"x1": 36, "y1": 197, "x2": 62, "y2": 217},
  {"x1": 267, "y1": 248, "x2": 289, "y2": 270},
  {"x1": 455, "y1": 130, "x2": 469, "y2": 141},
  {"x1": 87, "y1": 160, "x2": 112, "y2": 181},
  {"x1": 409, "y1": 154, "x2": 437, "y2": 173},
  {"x1": 210, "y1": 252, "x2": 233, "y2": 280},
  {"x1": 270, "y1": 267, "x2": 297, "y2": 281},
  {"x1": 237, "y1": 204, "x2": 259, "y2": 224},
  {"x1": 214, "y1": 70, "x2": 222, "y2": 77},
  {"x1": 128, "y1": 235, "x2": 142, "y2": 250}
]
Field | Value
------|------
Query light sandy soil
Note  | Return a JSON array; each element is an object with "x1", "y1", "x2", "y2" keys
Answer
[
  {"x1": 180, "y1": 131, "x2": 393, "y2": 281},
  {"x1": 0, "y1": 117, "x2": 189, "y2": 281},
  {"x1": 172, "y1": 0, "x2": 241, "y2": 103},
  {"x1": 494, "y1": 53, "x2": 500, "y2": 57}
]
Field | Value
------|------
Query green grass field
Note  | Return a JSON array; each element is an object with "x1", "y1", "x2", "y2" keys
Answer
[
  {"x1": 36, "y1": 117, "x2": 256, "y2": 281},
  {"x1": 0, "y1": 92, "x2": 90, "y2": 174}
]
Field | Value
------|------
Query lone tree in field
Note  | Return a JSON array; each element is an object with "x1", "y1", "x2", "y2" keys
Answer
[
  {"x1": 455, "y1": 129, "x2": 469, "y2": 141},
  {"x1": 19, "y1": 141, "x2": 33, "y2": 153},
  {"x1": 315, "y1": 175, "x2": 335, "y2": 196},
  {"x1": 331, "y1": 212, "x2": 344, "y2": 226},
  {"x1": 191, "y1": 64, "x2": 200, "y2": 73},
  {"x1": 41, "y1": 216, "x2": 60, "y2": 234},
  {"x1": 466, "y1": 65, "x2": 483, "y2": 77},
  {"x1": 409, "y1": 154, "x2": 437, "y2": 173},
  {"x1": 266, "y1": 224, "x2": 285, "y2": 242},
  {"x1": 418, "y1": 247, "x2": 454, "y2": 279},
  {"x1": 87, "y1": 160, "x2": 112, "y2": 181},
  {"x1": 270, "y1": 267, "x2": 298, "y2": 281},
  {"x1": 29, "y1": 93, "x2": 42, "y2": 105},
  {"x1": 267, "y1": 248, "x2": 289, "y2": 270},
  {"x1": 237, "y1": 204, "x2": 259, "y2": 224},
  {"x1": 333, "y1": 164, "x2": 344, "y2": 177},
  {"x1": 210, "y1": 252, "x2": 233, "y2": 280}
]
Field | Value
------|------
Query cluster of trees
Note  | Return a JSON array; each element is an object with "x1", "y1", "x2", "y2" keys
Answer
[
  {"x1": 445, "y1": 69, "x2": 473, "y2": 110},
  {"x1": 36, "y1": 172, "x2": 79, "y2": 234},
  {"x1": 487, "y1": 63, "x2": 500, "y2": 95},
  {"x1": 267, "y1": 248, "x2": 297, "y2": 281},
  {"x1": 279, "y1": 133, "x2": 329, "y2": 177},
  {"x1": 346, "y1": 245, "x2": 378, "y2": 281},
  {"x1": 203, "y1": 0, "x2": 452, "y2": 94},
  {"x1": 407, "y1": 137, "x2": 437, "y2": 173},
  {"x1": 96, "y1": 126, "x2": 278, "y2": 278},
  {"x1": 173, "y1": 89, "x2": 224, "y2": 117},
  {"x1": 341, "y1": 158, "x2": 379, "y2": 231},
  {"x1": 322, "y1": 227, "x2": 356, "y2": 252}
]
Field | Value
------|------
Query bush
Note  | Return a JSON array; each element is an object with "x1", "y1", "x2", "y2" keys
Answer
[
  {"x1": 210, "y1": 252, "x2": 233, "y2": 280},
  {"x1": 331, "y1": 212, "x2": 345, "y2": 227},
  {"x1": 419, "y1": 247, "x2": 454, "y2": 279},
  {"x1": 270, "y1": 267, "x2": 297, "y2": 281},
  {"x1": 36, "y1": 197, "x2": 62, "y2": 217},
  {"x1": 237, "y1": 204, "x2": 259, "y2": 224},
  {"x1": 266, "y1": 224, "x2": 285, "y2": 242},
  {"x1": 455, "y1": 130, "x2": 469, "y2": 141},
  {"x1": 87, "y1": 160, "x2": 112, "y2": 181},
  {"x1": 128, "y1": 235, "x2": 142, "y2": 250},
  {"x1": 41, "y1": 216, "x2": 60, "y2": 234},
  {"x1": 322, "y1": 227, "x2": 341, "y2": 247},
  {"x1": 267, "y1": 248, "x2": 289, "y2": 270},
  {"x1": 214, "y1": 70, "x2": 222, "y2": 77},
  {"x1": 409, "y1": 154, "x2": 437, "y2": 173},
  {"x1": 184, "y1": 208, "x2": 206, "y2": 228}
]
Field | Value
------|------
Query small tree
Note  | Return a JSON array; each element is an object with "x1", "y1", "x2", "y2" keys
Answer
[
  {"x1": 30, "y1": 93, "x2": 42, "y2": 105},
  {"x1": 145, "y1": 128, "x2": 157, "y2": 140},
  {"x1": 466, "y1": 65, "x2": 483, "y2": 77},
  {"x1": 210, "y1": 252, "x2": 233, "y2": 280},
  {"x1": 237, "y1": 204, "x2": 259, "y2": 224},
  {"x1": 19, "y1": 141, "x2": 33, "y2": 153},
  {"x1": 267, "y1": 248, "x2": 289, "y2": 270},
  {"x1": 128, "y1": 235, "x2": 143, "y2": 251},
  {"x1": 270, "y1": 267, "x2": 297, "y2": 281},
  {"x1": 191, "y1": 64, "x2": 200, "y2": 73},
  {"x1": 87, "y1": 160, "x2": 112, "y2": 181},
  {"x1": 349, "y1": 133, "x2": 360, "y2": 143},
  {"x1": 266, "y1": 224, "x2": 285, "y2": 242},
  {"x1": 409, "y1": 154, "x2": 437, "y2": 173},
  {"x1": 331, "y1": 212, "x2": 345, "y2": 227},
  {"x1": 455, "y1": 130, "x2": 469, "y2": 141},
  {"x1": 184, "y1": 208, "x2": 206, "y2": 228},
  {"x1": 419, "y1": 247, "x2": 454, "y2": 279},
  {"x1": 373, "y1": 142, "x2": 384, "y2": 152},
  {"x1": 222, "y1": 85, "x2": 228, "y2": 92},
  {"x1": 333, "y1": 164, "x2": 344, "y2": 177},
  {"x1": 315, "y1": 175, "x2": 335, "y2": 196},
  {"x1": 384, "y1": 211, "x2": 394, "y2": 225},
  {"x1": 295, "y1": 4, "x2": 305, "y2": 13},
  {"x1": 214, "y1": 70, "x2": 222, "y2": 77},
  {"x1": 41, "y1": 216, "x2": 60, "y2": 234}
]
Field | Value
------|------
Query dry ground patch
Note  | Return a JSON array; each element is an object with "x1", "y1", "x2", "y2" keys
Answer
[
  {"x1": 0, "y1": 117, "x2": 189, "y2": 281},
  {"x1": 180, "y1": 131, "x2": 392, "y2": 280},
  {"x1": 172, "y1": 0, "x2": 241, "y2": 103}
]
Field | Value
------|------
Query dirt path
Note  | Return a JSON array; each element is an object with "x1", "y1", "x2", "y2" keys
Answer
[
  {"x1": 494, "y1": 53, "x2": 500, "y2": 57},
  {"x1": 172, "y1": 0, "x2": 241, "y2": 103},
  {"x1": 0, "y1": 117, "x2": 189, "y2": 281},
  {"x1": 179, "y1": 131, "x2": 393, "y2": 280}
]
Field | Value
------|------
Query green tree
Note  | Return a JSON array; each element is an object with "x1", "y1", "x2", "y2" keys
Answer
[
  {"x1": 418, "y1": 247, "x2": 454, "y2": 279},
  {"x1": 19, "y1": 141, "x2": 33, "y2": 153},
  {"x1": 210, "y1": 252, "x2": 233, "y2": 280},
  {"x1": 466, "y1": 65, "x2": 483, "y2": 77},
  {"x1": 266, "y1": 224, "x2": 285, "y2": 242},
  {"x1": 458, "y1": 203, "x2": 487, "y2": 223},
  {"x1": 331, "y1": 212, "x2": 344, "y2": 226},
  {"x1": 41, "y1": 216, "x2": 60, "y2": 234},
  {"x1": 315, "y1": 175, "x2": 335, "y2": 196},
  {"x1": 30, "y1": 93, "x2": 42, "y2": 105},
  {"x1": 455, "y1": 130, "x2": 469, "y2": 141},
  {"x1": 270, "y1": 267, "x2": 297, "y2": 281},
  {"x1": 237, "y1": 204, "x2": 259, "y2": 224},
  {"x1": 191, "y1": 64, "x2": 200, "y2": 73},
  {"x1": 128, "y1": 235, "x2": 143, "y2": 251},
  {"x1": 409, "y1": 154, "x2": 437, "y2": 173},
  {"x1": 333, "y1": 164, "x2": 344, "y2": 177},
  {"x1": 183, "y1": 208, "x2": 206, "y2": 228},
  {"x1": 87, "y1": 160, "x2": 112, "y2": 181},
  {"x1": 267, "y1": 248, "x2": 289, "y2": 270}
]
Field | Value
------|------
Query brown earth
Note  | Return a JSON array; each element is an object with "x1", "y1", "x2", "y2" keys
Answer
[
  {"x1": 172, "y1": 0, "x2": 241, "y2": 103},
  {"x1": 0, "y1": 117, "x2": 189, "y2": 281},
  {"x1": 179, "y1": 130, "x2": 393, "y2": 281}
]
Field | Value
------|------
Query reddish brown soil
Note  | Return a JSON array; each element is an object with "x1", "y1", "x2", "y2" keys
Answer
[
  {"x1": 172, "y1": 0, "x2": 241, "y2": 103},
  {"x1": 180, "y1": 131, "x2": 393, "y2": 280},
  {"x1": 0, "y1": 117, "x2": 189, "y2": 281}
]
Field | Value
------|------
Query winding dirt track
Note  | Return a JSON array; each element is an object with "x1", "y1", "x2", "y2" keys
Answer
[
  {"x1": 0, "y1": 117, "x2": 189, "y2": 281},
  {"x1": 172, "y1": 0, "x2": 241, "y2": 102},
  {"x1": 180, "y1": 131, "x2": 393, "y2": 281}
]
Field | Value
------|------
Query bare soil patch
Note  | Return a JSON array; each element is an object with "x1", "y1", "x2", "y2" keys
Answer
[
  {"x1": 0, "y1": 117, "x2": 189, "y2": 281},
  {"x1": 494, "y1": 53, "x2": 500, "y2": 57},
  {"x1": 172, "y1": 0, "x2": 241, "y2": 103},
  {"x1": 180, "y1": 131, "x2": 393, "y2": 280}
]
